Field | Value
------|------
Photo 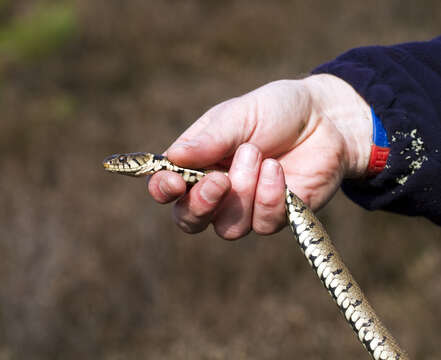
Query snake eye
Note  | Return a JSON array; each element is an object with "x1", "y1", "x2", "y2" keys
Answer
[{"x1": 118, "y1": 155, "x2": 127, "y2": 163}]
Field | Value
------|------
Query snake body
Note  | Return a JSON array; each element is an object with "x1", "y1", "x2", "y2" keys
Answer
[{"x1": 103, "y1": 152, "x2": 409, "y2": 360}]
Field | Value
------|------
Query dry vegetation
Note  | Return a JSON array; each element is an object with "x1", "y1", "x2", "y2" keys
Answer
[{"x1": 1, "y1": 1, "x2": 441, "y2": 359}]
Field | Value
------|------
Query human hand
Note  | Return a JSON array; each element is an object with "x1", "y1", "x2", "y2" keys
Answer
[{"x1": 148, "y1": 74, "x2": 372, "y2": 239}]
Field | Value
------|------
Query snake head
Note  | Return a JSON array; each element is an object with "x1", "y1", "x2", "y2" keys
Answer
[{"x1": 103, "y1": 152, "x2": 157, "y2": 176}]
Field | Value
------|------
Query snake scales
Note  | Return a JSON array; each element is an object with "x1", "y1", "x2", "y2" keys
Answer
[{"x1": 103, "y1": 151, "x2": 409, "y2": 360}]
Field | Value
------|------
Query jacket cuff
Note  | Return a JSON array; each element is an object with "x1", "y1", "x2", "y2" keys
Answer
[{"x1": 312, "y1": 40, "x2": 441, "y2": 224}]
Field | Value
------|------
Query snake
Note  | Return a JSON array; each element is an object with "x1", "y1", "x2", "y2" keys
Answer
[{"x1": 103, "y1": 151, "x2": 409, "y2": 360}]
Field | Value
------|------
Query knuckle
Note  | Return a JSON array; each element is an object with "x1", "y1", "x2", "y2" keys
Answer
[
  {"x1": 253, "y1": 212, "x2": 278, "y2": 235},
  {"x1": 255, "y1": 195, "x2": 280, "y2": 210},
  {"x1": 233, "y1": 179, "x2": 256, "y2": 194},
  {"x1": 253, "y1": 207, "x2": 286, "y2": 235}
]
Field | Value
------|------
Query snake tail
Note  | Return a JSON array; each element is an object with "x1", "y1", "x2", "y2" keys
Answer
[{"x1": 285, "y1": 190, "x2": 408, "y2": 360}]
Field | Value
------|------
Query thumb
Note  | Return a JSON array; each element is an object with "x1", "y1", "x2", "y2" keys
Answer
[{"x1": 166, "y1": 97, "x2": 256, "y2": 168}]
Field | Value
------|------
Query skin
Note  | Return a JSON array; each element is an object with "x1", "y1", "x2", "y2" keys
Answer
[{"x1": 148, "y1": 74, "x2": 372, "y2": 240}]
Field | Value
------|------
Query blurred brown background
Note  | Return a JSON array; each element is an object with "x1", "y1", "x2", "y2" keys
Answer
[{"x1": 1, "y1": 1, "x2": 441, "y2": 359}]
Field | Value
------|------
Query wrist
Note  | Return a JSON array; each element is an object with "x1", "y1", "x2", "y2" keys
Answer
[{"x1": 304, "y1": 74, "x2": 372, "y2": 178}]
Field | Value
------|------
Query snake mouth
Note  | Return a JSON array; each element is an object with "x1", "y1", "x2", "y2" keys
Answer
[
  {"x1": 102, "y1": 155, "x2": 120, "y2": 172},
  {"x1": 102, "y1": 153, "x2": 146, "y2": 175}
]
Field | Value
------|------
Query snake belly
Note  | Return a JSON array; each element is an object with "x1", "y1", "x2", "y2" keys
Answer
[
  {"x1": 103, "y1": 152, "x2": 409, "y2": 360},
  {"x1": 285, "y1": 190, "x2": 408, "y2": 360}
]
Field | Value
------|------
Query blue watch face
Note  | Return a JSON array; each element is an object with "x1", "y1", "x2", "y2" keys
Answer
[{"x1": 371, "y1": 107, "x2": 390, "y2": 147}]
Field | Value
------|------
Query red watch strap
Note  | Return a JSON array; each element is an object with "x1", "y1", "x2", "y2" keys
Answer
[
  {"x1": 367, "y1": 107, "x2": 390, "y2": 177},
  {"x1": 367, "y1": 144, "x2": 390, "y2": 176}
]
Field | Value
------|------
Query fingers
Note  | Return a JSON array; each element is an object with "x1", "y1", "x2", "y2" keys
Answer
[
  {"x1": 252, "y1": 159, "x2": 286, "y2": 235},
  {"x1": 147, "y1": 171, "x2": 188, "y2": 204},
  {"x1": 149, "y1": 144, "x2": 287, "y2": 240},
  {"x1": 212, "y1": 143, "x2": 262, "y2": 240},
  {"x1": 172, "y1": 172, "x2": 231, "y2": 234}
]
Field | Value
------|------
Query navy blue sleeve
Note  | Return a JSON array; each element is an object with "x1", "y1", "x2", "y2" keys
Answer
[{"x1": 312, "y1": 36, "x2": 441, "y2": 225}]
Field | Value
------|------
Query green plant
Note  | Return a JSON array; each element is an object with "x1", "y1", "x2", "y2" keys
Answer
[
  {"x1": 0, "y1": 2, "x2": 77, "y2": 63},
  {"x1": 0, "y1": 0, "x2": 10, "y2": 13}
]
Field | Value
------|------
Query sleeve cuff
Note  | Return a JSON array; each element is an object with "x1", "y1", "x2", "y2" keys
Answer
[{"x1": 312, "y1": 41, "x2": 441, "y2": 224}]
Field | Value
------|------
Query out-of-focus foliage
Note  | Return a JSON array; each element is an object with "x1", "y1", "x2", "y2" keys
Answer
[
  {"x1": 0, "y1": 2, "x2": 77, "y2": 63},
  {"x1": 0, "y1": 0, "x2": 10, "y2": 13}
]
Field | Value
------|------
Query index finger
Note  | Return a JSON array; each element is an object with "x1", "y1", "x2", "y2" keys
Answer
[
  {"x1": 167, "y1": 97, "x2": 256, "y2": 169},
  {"x1": 167, "y1": 98, "x2": 237, "y2": 152}
]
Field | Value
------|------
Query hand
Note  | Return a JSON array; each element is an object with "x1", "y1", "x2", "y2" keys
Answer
[{"x1": 148, "y1": 74, "x2": 372, "y2": 239}]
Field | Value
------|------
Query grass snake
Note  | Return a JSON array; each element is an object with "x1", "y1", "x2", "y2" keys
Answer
[{"x1": 103, "y1": 151, "x2": 409, "y2": 360}]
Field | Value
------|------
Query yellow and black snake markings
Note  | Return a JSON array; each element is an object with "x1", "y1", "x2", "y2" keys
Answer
[
  {"x1": 104, "y1": 152, "x2": 409, "y2": 360},
  {"x1": 285, "y1": 190, "x2": 405, "y2": 360}
]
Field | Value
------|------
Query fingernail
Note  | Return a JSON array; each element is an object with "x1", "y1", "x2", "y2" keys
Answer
[
  {"x1": 235, "y1": 144, "x2": 259, "y2": 171},
  {"x1": 200, "y1": 178, "x2": 223, "y2": 204},
  {"x1": 261, "y1": 160, "x2": 280, "y2": 184}
]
